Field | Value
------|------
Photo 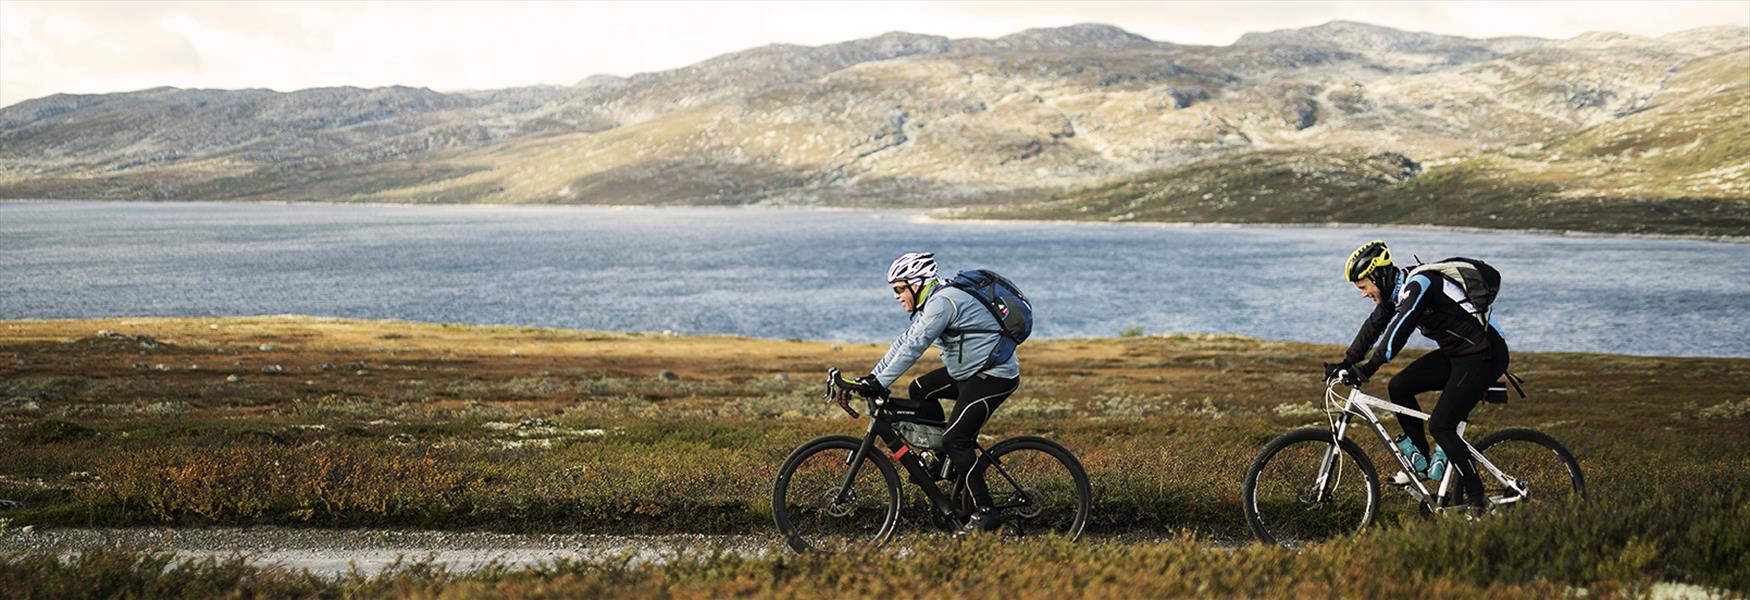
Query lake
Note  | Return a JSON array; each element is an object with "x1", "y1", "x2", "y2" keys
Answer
[{"x1": 3, "y1": 201, "x2": 1747, "y2": 357}]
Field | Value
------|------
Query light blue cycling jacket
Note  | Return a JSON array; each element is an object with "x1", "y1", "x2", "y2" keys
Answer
[{"x1": 870, "y1": 281, "x2": 1020, "y2": 387}]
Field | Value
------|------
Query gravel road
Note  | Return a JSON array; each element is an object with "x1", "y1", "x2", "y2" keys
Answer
[
  {"x1": 0, "y1": 527, "x2": 1729, "y2": 598},
  {"x1": 0, "y1": 527, "x2": 776, "y2": 576}
]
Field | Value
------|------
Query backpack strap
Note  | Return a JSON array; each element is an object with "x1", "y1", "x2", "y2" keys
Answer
[{"x1": 939, "y1": 296, "x2": 1012, "y2": 373}]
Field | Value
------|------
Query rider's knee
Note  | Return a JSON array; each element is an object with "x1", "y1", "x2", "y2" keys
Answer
[
  {"x1": 939, "y1": 429, "x2": 977, "y2": 452},
  {"x1": 1387, "y1": 372, "x2": 1417, "y2": 401},
  {"x1": 1426, "y1": 413, "x2": 1462, "y2": 436}
]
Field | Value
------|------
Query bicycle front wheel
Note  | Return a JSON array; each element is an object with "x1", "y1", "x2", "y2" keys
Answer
[
  {"x1": 771, "y1": 435, "x2": 902, "y2": 553},
  {"x1": 978, "y1": 436, "x2": 1091, "y2": 540},
  {"x1": 1473, "y1": 427, "x2": 1585, "y2": 510},
  {"x1": 1243, "y1": 428, "x2": 1379, "y2": 545}
]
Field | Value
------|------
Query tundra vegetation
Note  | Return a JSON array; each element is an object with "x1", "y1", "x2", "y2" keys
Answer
[{"x1": 1, "y1": 317, "x2": 1746, "y2": 596}]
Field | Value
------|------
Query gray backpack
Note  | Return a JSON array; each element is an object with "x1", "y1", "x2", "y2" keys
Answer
[{"x1": 1408, "y1": 257, "x2": 1500, "y2": 327}]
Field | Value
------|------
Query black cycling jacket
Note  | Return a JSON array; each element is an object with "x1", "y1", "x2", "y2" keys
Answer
[{"x1": 1346, "y1": 267, "x2": 1497, "y2": 377}]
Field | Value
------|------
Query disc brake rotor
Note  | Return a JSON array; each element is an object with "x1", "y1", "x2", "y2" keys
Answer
[{"x1": 821, "y1": 488, "x2": 856, "y2": 517}]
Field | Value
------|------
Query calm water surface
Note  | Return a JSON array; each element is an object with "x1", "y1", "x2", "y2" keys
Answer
[{"x1": 3, "y1": 202, "x2": 1746, "y2": 357}]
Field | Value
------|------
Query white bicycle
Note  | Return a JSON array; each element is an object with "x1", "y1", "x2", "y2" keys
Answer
[{"x1": 1242, "y1": 381, "x2": 1585, "y2": 545}]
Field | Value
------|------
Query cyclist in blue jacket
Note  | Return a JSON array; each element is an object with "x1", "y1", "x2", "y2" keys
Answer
[{"x1": 845, "y1": 252, "x2": 1020, "y2": 532}]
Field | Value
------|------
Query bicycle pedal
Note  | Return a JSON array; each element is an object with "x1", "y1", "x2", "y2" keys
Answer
[{"x1": 955, "y1": 511, "x2": 1005, "y2": 536}]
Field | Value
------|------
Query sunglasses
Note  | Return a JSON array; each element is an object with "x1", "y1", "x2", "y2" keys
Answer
[{"x1": 891, "y1": 283, "x2": 910, "y2": 294}]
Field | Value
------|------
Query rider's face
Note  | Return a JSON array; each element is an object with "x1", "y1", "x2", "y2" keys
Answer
[
  {"x1": 892, "y1": 282, "x2": 917, "y2": 311},
  {"x1": 1356, "y1": 278, "x2": 1381, "y2": 305}
]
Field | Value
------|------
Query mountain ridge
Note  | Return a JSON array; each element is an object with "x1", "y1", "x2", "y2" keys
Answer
[{"x1": 1, "y1": 21, "x2": 1745, "y2": 235}]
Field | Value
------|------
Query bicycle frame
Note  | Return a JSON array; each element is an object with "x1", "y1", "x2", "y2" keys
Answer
[
  {"x1": 1321, "y1": 384, "x2": 1529, "y2": 509},
  {"x1": 829, "y1": 392, "x2": 1037, "y2": 523}
]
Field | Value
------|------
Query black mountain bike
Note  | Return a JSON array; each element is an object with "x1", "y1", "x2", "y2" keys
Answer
[{"x1": 770, "y1": 369, "x2": 1091, "y2": 553}]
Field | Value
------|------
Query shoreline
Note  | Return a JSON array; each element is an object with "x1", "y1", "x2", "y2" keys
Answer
[
  {"x1": 917, "y1": 210, "x2": 1750, "y2": 245},
  {"x1": 5, "y1": 198, "x2": 1746, "y2": 245},
  {"x1": 5, "y1": 315, "x2": 1748, "y2": 361},
  {"x1": 0, "y1": 198, "x2": 896, "y2": 215}
]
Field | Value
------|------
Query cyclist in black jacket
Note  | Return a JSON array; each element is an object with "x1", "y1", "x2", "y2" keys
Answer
[{"x1": 1328, "y1": 240, "x2": 1509, "y2": 516}]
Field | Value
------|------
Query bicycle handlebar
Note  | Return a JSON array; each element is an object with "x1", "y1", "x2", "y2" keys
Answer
[{"x1": 823, "y1": 368, "x2": 860, "y2": 418}]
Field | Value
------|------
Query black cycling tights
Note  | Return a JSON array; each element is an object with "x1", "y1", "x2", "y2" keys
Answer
[
  {"x1": 1387, "y1": 331, "x2": 1509, "y2": 509},
  {"x1": 908, "y1": 367, "x2": 1020, "y2": 510}
]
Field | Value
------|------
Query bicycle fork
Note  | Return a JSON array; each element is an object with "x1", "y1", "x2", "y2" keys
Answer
[
  {"x1": 1310, "y1": 414, "x2": 1355, "y2": 502},
  {"x1": 830, "y1": 425, "x2": 878, "y2": 507}
]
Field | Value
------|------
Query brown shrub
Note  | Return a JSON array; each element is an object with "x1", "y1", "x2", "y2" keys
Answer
[{"x1": 91, "y1": 443, "x2": 473, "y2": 522}]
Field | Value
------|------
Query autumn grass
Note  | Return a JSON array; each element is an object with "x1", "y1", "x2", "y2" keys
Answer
[{"x1": 2, "y1": 317, "x2": 1748, "y2": 592}]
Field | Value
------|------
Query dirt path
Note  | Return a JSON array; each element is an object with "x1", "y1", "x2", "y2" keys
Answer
[
  {"x1": 0, "y1": 527, "x2": 1730, "y2": 598},
  {"x1": 0, "y1": 526, "x2": 1212, "y2": 575},
  {"x1": 0, "y1": 527, "x2": 776, "y2": 576}
]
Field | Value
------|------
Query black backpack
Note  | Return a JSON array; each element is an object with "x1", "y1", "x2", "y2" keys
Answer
[
  {"x1": 1408, "y1": 257, "x2": 1501, "y2": 327},
  {"x1": 944, "y1": 270, "x2": 1034, "y2": 365},
  {"x1": 1411, "y1": 257, "x2": 1526, "y2": 401}
]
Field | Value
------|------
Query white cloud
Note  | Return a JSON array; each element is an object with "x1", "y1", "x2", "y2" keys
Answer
[{"x1": 2, "y1": 0, "x2": 1745, "y2": 107}]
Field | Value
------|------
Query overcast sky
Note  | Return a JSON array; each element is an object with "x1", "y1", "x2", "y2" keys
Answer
[{"x1": 2, "y1": 0, "x2": 1746, "y2": 108}]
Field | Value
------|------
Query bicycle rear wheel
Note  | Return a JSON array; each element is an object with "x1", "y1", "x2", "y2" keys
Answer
[
  {"x1": 771, "y1": 435, "x2": 902, "y2": 553},
  {"x1": 1243, "y1": 428, "x2": 1379, "y2": 545},
  {"x1": 975, "y1": 436, "x2": 1091, "y2": 540},
  {"x1": 1473, "y1": 427, "x2": 1585, "y2": 510}
]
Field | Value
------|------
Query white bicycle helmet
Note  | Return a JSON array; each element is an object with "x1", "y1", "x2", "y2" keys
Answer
[{"x1": 886, "y1": 252, "x2": 937, "y2": 284}]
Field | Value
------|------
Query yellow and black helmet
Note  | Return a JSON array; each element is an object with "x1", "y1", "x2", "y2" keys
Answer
[{"x1": 1345, "y1": 240, "x2": 1392, "y2": 282}]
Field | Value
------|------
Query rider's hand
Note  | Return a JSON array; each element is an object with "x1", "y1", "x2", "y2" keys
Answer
[
  {"x1": 1338, "y1": 368, "x2": 1367, "y2": 386},
  {"x1": 1324, "y1": 362, "x2": 1365, "y2": 386},
  {"x1": 1323, "y1": 362, "x2": 1346, "y2": 383},
  {"x1": 851, "y1": 374, "x2": 888, "y2": 399}
]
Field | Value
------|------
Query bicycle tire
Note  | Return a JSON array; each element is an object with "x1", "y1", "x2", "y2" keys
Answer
[
  {"x1": 771, "y1": 435, "x2": 902, "y2": 553},
  {"x1": 1243, "y1": 428, "x2": 1380, "y2": 545}
]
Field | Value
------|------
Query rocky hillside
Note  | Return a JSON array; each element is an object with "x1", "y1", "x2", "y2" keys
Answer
[{"x1": 1, "y1": 21, "x2": 1745, "y2": 233}]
